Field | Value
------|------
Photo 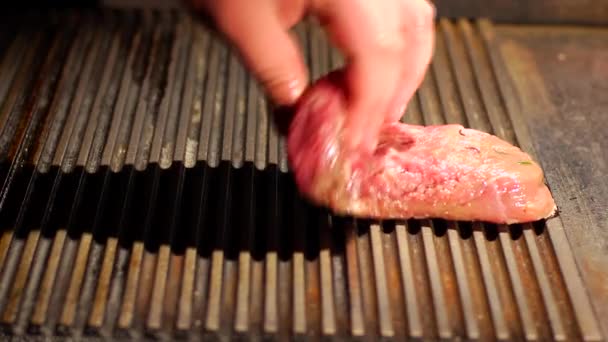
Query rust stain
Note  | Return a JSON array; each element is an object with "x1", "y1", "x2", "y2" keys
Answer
[
  {"x1": 88, "y1": 237, "x2": 118, "y2": 327},
  {"x1": 31, "y1": 230, "x2": 66, "y2": 325},
  {"x1": 118, "y1": 242, "x2": 144, "y2": 329},
  {"x1": 176, "y1": 248, "x2": 196, "y2": 331},
  {"x1": 0, "y1": 230, "x2": 14, "y2": 273},
  {"x1": 135, "y1": 251, "x2": 157, "y2": 329},
  {"x1": 2, "y1": 230, "x2": 40, "y2": 323},
  {"x1": 162, "y1": 253, "x2": 184, "y2": 332},
  {"x1": 147, "y1": 245, "x2": 170, "y2": 330},
  {"x1": 60, "y1": 233, "x2": 92, "y2": 326}
]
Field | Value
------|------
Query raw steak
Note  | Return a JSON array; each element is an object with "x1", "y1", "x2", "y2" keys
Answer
[{"x1": 286, "y1": 71, "x2": 557, "y2": 224}]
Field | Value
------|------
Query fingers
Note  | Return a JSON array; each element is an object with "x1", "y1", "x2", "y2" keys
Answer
[
  {"x1": 343, "y1": 55, "x2": 403, "y2": 154},
  {"x1": 314, "y1": 0, "x2": 435, "y2": 151},
  {"x1": 385, "y1": 0, "x2": 435, "y2": 123},
  {"x1": 314, "y1": 0, "x2": 405, "y2": 153},
  {"x1": 205, "y1": 0, "x2": 308, "y2": 105}
]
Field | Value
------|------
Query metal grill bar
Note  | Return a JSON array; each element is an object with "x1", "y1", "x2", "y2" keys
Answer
[{"x1": 0, "y1": 9, "x2": 603, "y2": 341}]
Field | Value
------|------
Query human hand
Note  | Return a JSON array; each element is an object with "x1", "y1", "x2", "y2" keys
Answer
[{"x1": 191, "y1": 0, "x2": 435, "y2": 153}]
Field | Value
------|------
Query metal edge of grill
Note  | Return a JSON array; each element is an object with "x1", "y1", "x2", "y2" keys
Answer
[{"x1": 0, "y1": 9, "x2": 604, "y2": 341}]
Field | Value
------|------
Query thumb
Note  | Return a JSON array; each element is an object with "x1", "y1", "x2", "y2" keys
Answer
[{"x1": 210, "y1": 1, "x2": 308, "y2": 105}]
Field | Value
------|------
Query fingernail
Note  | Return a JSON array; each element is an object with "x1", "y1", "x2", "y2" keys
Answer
[
  {"x1": 264, "y1": 76, "x2": 306, "y2": 106},
  {"x1": 285, "y1": 77, "x2": 306, "y2": 103}
]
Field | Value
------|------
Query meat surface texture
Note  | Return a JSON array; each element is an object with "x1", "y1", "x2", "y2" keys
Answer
[{"x1": 287, "y1": 72, "x2": 557, "y2": 224}]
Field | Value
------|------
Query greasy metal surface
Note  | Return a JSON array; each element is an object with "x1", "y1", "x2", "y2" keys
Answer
[
  {"x1": 99, "y1": 0, "x2": 608, "y2": 25},
  {"x1": 0, "y1": 10, "x2": 604, "y2": 341},
  {"x1": 433, "y1": 0, "x2": 608, "y2": 25},
  {"x1": 495, "y1": 24, "x2": 608, "y2": 339}
]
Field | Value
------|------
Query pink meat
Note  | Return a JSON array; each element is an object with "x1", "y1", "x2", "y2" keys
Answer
[{"x1": 287, "y1": 72, "x2": 557, "y2": 224}]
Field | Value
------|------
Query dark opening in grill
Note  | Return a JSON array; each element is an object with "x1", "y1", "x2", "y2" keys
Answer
[{"x1": 0, "y1": 8, "x2": 604, "y2": 341}]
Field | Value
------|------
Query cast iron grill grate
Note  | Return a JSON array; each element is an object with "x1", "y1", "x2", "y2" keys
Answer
[{"x1": 0, "y1": 9, "x2": 603, "y2": 341}]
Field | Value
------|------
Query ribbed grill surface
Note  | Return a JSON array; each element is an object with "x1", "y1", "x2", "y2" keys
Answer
[{"x1": 0, "y1": 10, "x2": 603, "y2": 341}]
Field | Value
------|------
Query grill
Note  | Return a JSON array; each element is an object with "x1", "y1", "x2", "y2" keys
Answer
[{"x1": 0, "y1": 8, "x2": 606, "y2": 341}]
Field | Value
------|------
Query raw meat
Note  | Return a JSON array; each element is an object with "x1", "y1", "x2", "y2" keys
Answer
[{"x1": 286, "y1": 71, "x2": 557, "y2": 224}]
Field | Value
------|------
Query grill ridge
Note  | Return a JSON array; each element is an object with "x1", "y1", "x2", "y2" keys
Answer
[{"x1": 0, "y1": 9, "x2": 603, "y2": 341}]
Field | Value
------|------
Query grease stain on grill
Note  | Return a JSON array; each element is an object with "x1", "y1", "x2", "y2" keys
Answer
[{"x1": 0, "y1": 9, "x2": 603, "y2": 342}]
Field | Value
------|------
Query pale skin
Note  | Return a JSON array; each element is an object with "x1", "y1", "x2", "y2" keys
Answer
[{"x1": 191, "y1": 0, "x2": 435, "y2": 154}]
